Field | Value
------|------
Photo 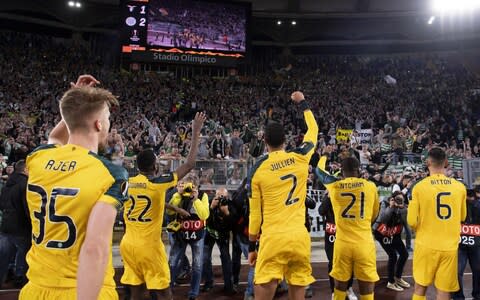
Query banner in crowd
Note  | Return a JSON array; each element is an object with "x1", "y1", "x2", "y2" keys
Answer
[
  {"x1": 307, "y1": 189, "x2": 327, "y2": 238},
  {"x1": 336, "y1": 129, "x2": 353, "y2": 142},
  {"x1": 358, "y1": 129, "x2": 373, "y2": 143}
]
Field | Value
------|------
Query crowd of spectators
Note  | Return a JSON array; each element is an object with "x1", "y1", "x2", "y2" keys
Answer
[
  {"x1": 1, "y1": 30, "x2": 480, "y2": 299},
  {"x1": 149, "y1": 0, "x2": 246, "y2": 51},
  {"x1": 1, "y1": 31, "x2": 480, "y2": 189}
]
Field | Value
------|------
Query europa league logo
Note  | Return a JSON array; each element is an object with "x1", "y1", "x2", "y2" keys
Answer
[{"x1": 130, "y1": 30, "x2": 140, "y2": 42}]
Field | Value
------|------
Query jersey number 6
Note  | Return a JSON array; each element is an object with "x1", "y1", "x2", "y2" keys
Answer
[{"x1": 436, "y1": 192, "x2": 452, "y2": 220}]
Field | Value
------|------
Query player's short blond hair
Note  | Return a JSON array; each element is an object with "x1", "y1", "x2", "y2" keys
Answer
[{"x1": 60, "y1": 87, "x2": 118, "y2": 132}]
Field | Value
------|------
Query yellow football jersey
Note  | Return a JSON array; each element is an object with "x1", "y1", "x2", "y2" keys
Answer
[
  {"x1": 323, "y1": 177, "x2": 379, "y2": 243},
  {"x1": 25, "y1": 144, "x2": 129, "y2": 288},
  {"x1": 315, "y1": 157, "x2": 380, "y2": 244},
  {"x1": 122, "y1": 173, "x2": 177, "y2": 243},
  {"x1": 248, "y1": 109, "x2": 318, "y2": 236},
  {"x1": 407, "y1": 174, "x2": 467, "y2": 251}
]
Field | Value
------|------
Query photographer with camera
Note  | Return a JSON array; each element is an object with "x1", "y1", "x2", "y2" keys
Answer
[
  {"x1": 453, "y1": 187, "x2": 480, "y2": 300},
  {"x1": 373, "y1": 191, "x2": 410, "y2": 292},
  {"x1": 202, "y1": 187, "x2": 236, "y2": 294},
  {"x1": 167, "y1": 176, "x2": 209, "y2": 300}
]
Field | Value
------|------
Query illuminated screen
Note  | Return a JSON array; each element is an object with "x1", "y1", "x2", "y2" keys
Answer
[{"x1": 122, "y1": 0, "x2": 249, "y2": 56}]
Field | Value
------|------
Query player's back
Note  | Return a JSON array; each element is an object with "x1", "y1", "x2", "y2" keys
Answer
[
  {"x1": 123, "y1": 173, "x2": 177, "y2": 244},
  {"x1": 249, "y1": 149, "x2": 311, "y2": 235},
  {"x1": 327, "y1": 177, "x2": 379, "y2": 243},
  {"x1": 409, "y1": 174, "x2": 466, "y2": 251},
  {"x1": 25, "y1": 144, "x2": 127, "y2": 288}
]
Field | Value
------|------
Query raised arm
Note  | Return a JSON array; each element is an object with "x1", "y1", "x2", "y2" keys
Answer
[
  {"x1": 314, "y1": 154, "x2": 338, "y2": 186},
  {"x1": 291, "y1": 91, "x2": 318, "y2": 157},
  {"x1": 48, "y1": 120, "x2": 69, "y2": 145},
  {"x1": 49, "y1": 75, "x2": 100, "y2": 145},
  {"x1": 175, "y1": 112, "x2": 206, "y2": 180}
]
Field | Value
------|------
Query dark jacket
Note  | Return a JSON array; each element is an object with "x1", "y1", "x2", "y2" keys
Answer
[
  {"x1": 210, "y1": 138, "x2": 226, "y2": 158},
  {"x1": 206, "y1": 197, "x2": 237, "y2": 240},
  {"x1": 0, "y1": 173, "x2": 31, "y2": 236},
  {"x1": 460, "y1": 198, "x2": 480, "y2": 248},
  {"x1": 231, "y1": 181, "x2": 249, "y2": 243}
]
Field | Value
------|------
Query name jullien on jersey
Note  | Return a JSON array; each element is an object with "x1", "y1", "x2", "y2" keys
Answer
[
  {"x1": 44, "y1": 159, "x2": 77, "y2": 172},
  {"x1": 270, "y1": 158, "x2": 295, "y2": 171}
]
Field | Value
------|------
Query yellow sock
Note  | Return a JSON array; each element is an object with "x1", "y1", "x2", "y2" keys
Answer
[
  {"x1": 360, "y1": 293, "x2": 374, "y2": 300},
  {"x1": 412, "y1": 295, "x2": 426, "y2": 300},
  {"x1": 333, "y1": 288, "x2": 347, "y2": 300}
]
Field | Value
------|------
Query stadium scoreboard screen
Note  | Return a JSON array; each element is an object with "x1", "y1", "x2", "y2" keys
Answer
[{"x1": 121, "y1": 0, "x2": 250, "y2": 66}]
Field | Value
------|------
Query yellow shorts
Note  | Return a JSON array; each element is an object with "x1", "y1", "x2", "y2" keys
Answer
[
  {"x1": 19, "y1": 281, "x2": 118, "y2": 300},
  {"x1": 120, "y1": 239, "x2": 170, "y2": 290},
  {"x1": 413, "y1": 244, "x2": 459, "y2": 292},
  {"x1": 255, "y1": 230, "x2": 315, "y2": 286},
  {"x1": 330, "y1": 239, "x2": 379, "y2": 282}
]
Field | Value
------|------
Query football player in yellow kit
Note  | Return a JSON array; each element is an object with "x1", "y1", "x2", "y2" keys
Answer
[
  {"x1": 247, "y1": 91, "x2": 318, "y2": 300},
  {"x1": 120, "y1": 112, "x2": 205, "y2": 300},
  {"x1": 20, "y1": 75, "x2": 129, "y2": 300},
  {"x1": 408, "y1": 147, "x2": 467, "y2": 300},
  {"x1": 315, "y1": 155, "x2": 380, "y2": 300}
]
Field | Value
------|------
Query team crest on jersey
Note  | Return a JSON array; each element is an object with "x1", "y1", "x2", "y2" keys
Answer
[{"x1": 121, "y1": 181, "x2": 129, "y2": 197}]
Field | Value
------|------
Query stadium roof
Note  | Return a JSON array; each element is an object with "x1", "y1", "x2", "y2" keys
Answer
[
  {"x1": 0, "y1": 0, "x2": 478, "y2": 52},
  {"x1": 86, "y1": 0, "x2": 426, "y2": 14}
]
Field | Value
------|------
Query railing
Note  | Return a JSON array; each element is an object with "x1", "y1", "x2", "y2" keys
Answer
[{"x1": 120, "y1": 157, "x2": 249, "y2": 190}]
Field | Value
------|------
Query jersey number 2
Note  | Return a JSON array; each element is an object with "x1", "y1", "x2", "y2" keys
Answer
[
  {"x1": 341, "y1": 192, "x2": 365, "y2": 219},
  {"x1": 281, "y1": 174, "x2": 299, "y2": 206},
  {"x1": 28, "y1": 184, "x2": 79, "y2": 249},
  {"x1": 126, "y1": 195, "x2": 152, "y2": 222}
]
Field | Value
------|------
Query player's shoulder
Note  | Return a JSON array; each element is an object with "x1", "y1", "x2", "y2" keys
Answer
[
  {"x1": 27, "y1": 144, "x2": 58, "y2": 159},
  {"x1": 450, "y1": 177, "x2": 467, "y2": 191},
  {"x1": 149, "y1": 172, "x2": 176, "y2": 184},
  {"x1": 88, "y1": 151, "x2": 128, "y2": 182},
  {"x1": 248, "y1": 154, "x2": 270, "y2": 179},
  {"x1": 410, "y1": 176, "x2": 429, "y2": 191},
  {"x1": 128, "y1": 174, "x2": 143, "y2": 183},
  {"x1": 362, "y1": 178, "x2": 378, "y2": 189},
  {"x1": 287, "y1": 141, "x2": 315, "y2": 156}
]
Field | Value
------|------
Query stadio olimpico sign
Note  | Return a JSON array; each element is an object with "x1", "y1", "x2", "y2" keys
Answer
[
  {"x1": 154, "y1": 53, "x2": 217, "y2": 64},
  {"x1": 131, "y1": 51, "x2": 239, "y2": 67}
]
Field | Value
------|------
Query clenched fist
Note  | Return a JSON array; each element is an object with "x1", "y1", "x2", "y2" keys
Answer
[{"x1": 291, "y1": 91, "x2": 305, "y2": 103}]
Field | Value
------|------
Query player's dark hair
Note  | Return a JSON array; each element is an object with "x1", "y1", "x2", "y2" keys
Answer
[
  {"x1": 136, "y1": 149, "x2": 156, "y2": 173},
  {"x1": 14, "y1": 159, "x2": 26, "y2": 173},
  {"x1": 341, "y1": 157, "x2": 360, "y2": 176},
  {"x1": 264, "y1": 122, "x2": 285, "y2": 148},
  {"x1": 428, "y1": 147, "x2": 447, "y2": 168}
]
